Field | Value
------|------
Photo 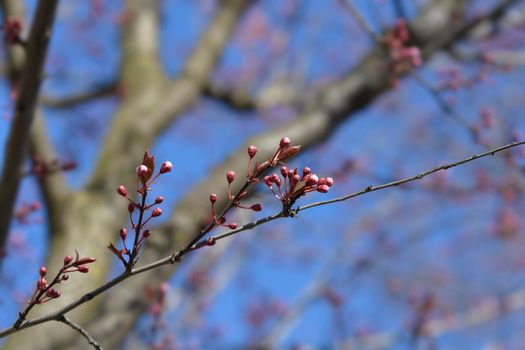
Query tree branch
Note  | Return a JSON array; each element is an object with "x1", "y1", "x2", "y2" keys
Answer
[
  {"x1": 79, "y1": 0, "x2": 507, "y2": 345},
  {"x1": 203, "y1": 82, "x2": 257, "y2": 111},
  {"x1": 0, "y1": 0, "x2": 60, "y2": 260},
  {"x1": 87, "y1": 0, "x2": 253, "y2": 191},
  {"x1": 0, "y1": 139, "x2": 521, "y2": 341},
  {"x1": 40, "y1": 82, "x2": 118, "y2": 109},
  {"x1": 57, "y1": 315, "x2": 103, "y2": 350}
]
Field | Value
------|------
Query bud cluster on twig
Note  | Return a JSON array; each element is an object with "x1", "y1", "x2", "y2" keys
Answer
[{"x1": 109, "y1": 150, "x2": 172, "y2": 270}]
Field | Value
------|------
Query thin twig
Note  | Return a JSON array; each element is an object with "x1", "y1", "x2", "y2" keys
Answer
[
  {"x1": 57, "y1": 315, "x2": 103, "y2": 350},
  {"x1": 340, "y1": 0, "x2": 380, "y2": 41},
  {"x1": 0, "y1": 140, "x2": 523, "y2": 339},
  {"x1": 297, "y1": 140, "x2": 525, "y2": 212}
]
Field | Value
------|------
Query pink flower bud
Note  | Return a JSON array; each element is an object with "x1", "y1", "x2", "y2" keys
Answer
[
  {"x1": 76, "y1": 257, "x2": 97, "y2": 265},
  {"x1": 64, "y1": 255, "x2": 73, "y2": 265},
  {"x1": 160, "y1": 161, "x2": 173, "y2": 174},
  {"x1": 302, "y1": 167, "x2": 311, "y2": 176},
  {"x1": 210, "y1": 193, "x2": 218, "y2": 204},
  {"x1": 228, "y1": 223, "x2": 238, "y2": 229},
  {"x1": 46, "y1": 288, "x2": 61, "y2": 298},
  {"x1": 78, "y1": 265, "x2": 89, "y2": 273},
  {"x1": 206, "y1": 237, "x2": 216, "y2": 246},
  {"x1": 39, "y1": 266, "x2": 47, "y2": 277},
  {"x1": 306, "y1": 174, "x2": 319, "y2": 186},
  {"x1": 280, "y1": 137, "x2": 291, "y2": 148},
  {"x1": 120, "y1": 228, "x2": 127, "y2": 240},
  {"x1": 226, "y1": 171, "x2": 236, "y2": 184},
  {"x1": 128, "y1": 203, "x2": 135, "y2": 213},
  {"x1": 117, "y1": 185, "x2": 128, "y2": 197},
  {"x1": 325, "y1": 177, "x2": 334, "y2": 187},
  {"x1": 248, "y1": 145, "x2": 258, "y2": 158},
  {"x1": 136, "y1": 165, "x2": 149, "y2": 179},
  {"x1": 155, "y1": 196, "x2": 164, "y2": 204},
  {"x1": 37, "y1": 278, "x2": 48, "y2": 289},
  {"x1": 152, "y1": 208, "x2": 162, "y2": 217},
  {"x1": 280, "y1": 166, "x2": 288, "y2": 178},
  {"x1": 317, "y1": 184, "x2": 330, "y2": 193},
  {"x1": 251, "y1": 204, "x2": 263, "y2": 212},
  {"x1": 143, "y1": 229, "x2": 151, "y2": 238}
]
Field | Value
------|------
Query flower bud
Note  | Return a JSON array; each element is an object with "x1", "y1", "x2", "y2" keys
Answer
[
  {"x1": 228, "y1": 223, "x2": 238, "y2": 230},
  {"x1": 226, "y1": 171, "x2": 236, "y2": 184},
  {"x1": 248, "y1": 145, "x2": 257, "y2": 158},
  {"x1": 117, "y1": 185, "x2": 128, "y2": 197},
  {"x1": 76, "y1": 257, "x2": 97, "y2": 265},
  {"x1": 155, "y1": 196, "x2": 164, "y2": 204},
  {"x1": 46, "y1": 288, "x2": 61, "y2": 298},
  {"x1": 143, "y1": 229, "x2": 151, "y2": 238},
  {"x1": 302, "y1": 167, "x2": 311, "y2": 176},
  {"x1": 128, "y1": 203, "x2": 135, "y2": 213},
  {"x1": 152, "y1": 208, "x2": 162, "y2": 217},
  {"x1": 325, "y1": 177, "x2": 334, "y2": 187},
  {"x1": 264, "y1": 176, "x2": 272, "y2": 187},
  {"x1": 317, "y1": 184, "x2": 330, "y2": 193},
  {"x1": 78, "y1": 265, "x2": 89, "y2": 273},
  {"x1": 37, "y1": 278, "x2": 48, "y2": 289},
  {"x1": 280, "y1": 137, "x2": 291, "y2": 148},
  {"x1": 251, "y1": 203, "x2": 263, "y2": 212},
  {"x1": 39, "y1": 266, "x2": 47, "y2": 277},
  {"x1": 136, "y1": 165, "x2": 149, "y2": 179},
  {"x1": 280, "y1": 166, "x2": 288, "y2": 178},
  {"x1": 209, "y1": 193, "x2": 218, "y2": 204},
  {"x1": 64, "y1": 255, "x2": 73, "y2": 265},
  {"x1": 160, "y1": 161, "x2": 173, "y2": 174},
  {"x1": 306, "y1": 174, "x2": 319, "y2": 186},
  {"x1": 206, "y1": 237, "x2": 216, "y2": 246},
  {"x1": 120, "y1": 228, "x2": 127, "y2": 240}
]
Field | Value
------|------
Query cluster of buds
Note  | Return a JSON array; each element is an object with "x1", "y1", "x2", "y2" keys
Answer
[
  {"x1": 27, "y1": 251, "x2": 96, "y2": 308},
  {"x1": 2, "y1": 17, "x2": 22, "y2": 45},
  {"x1": 109, "y1": 150, "x2": 172, "y2": 269},
  {"x1": 247, "y1": 137, "x2": 301, "y2": 180},
  {"x1": 264, "y1": 166, "x2": 333, "y2": 214},
  {"x1": 27, "y1": 156, "x2": 77, "y2": 178},
  {"x1": 193, "y1": 136, "x2": 333, "y2": 251},
  {"x1": 204, "y1": 137, "x2": 301, "y2": 236},
  {"x1": 383, "y1": 19, "x2": 422, "y2": 83},
  {"x1": 13, "y1": 201, "x2": 41, "y2": 224},
  {"x1": 207, "y1": 193, "x2": 238, "y2": 232}
]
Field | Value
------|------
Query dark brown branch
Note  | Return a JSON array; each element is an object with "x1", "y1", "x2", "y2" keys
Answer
[{"x1": 0, "y1": 0, "x2": 60, "y2": 260}]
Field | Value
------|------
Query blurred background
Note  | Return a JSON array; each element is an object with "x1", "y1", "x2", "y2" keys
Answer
[{"x1": 1, "y1": 0, "x2": 525, "y2": 349}]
